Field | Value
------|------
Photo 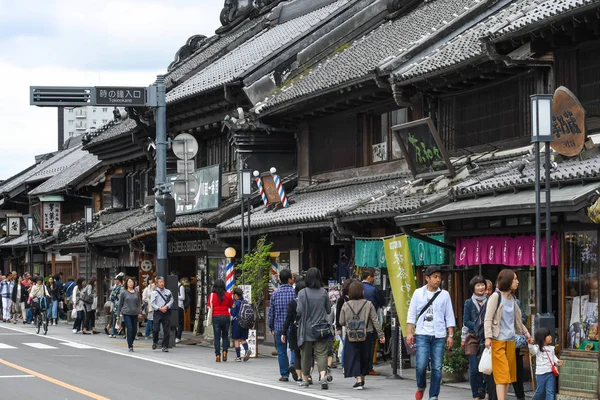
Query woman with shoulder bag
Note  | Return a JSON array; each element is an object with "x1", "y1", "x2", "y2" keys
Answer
[
  {"x1": 72, "y1": 278, "x2": 85, "y2": 333},
  {"x1": 462, "y1": 275, "x2": 487, "y2": 400},
  {"x1": 339, "y1": 280, "x2": 385, "y2": 390},
  {"x1": 296, "y1": 268, "x2": 332, "y2": 390},
  {"x1": 82, "y1": 277, "x2": 99, "y2": 335}
]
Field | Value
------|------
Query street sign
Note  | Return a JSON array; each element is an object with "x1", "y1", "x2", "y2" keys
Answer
[
  {"x1": 95, "y1": 86, "x2": 147, "y2": 106},
  {"x1": 30, "y1": 86, "x2": 92, "y2": 107}
]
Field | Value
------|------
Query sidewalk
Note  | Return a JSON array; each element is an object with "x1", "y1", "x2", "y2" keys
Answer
[{"x1": 10, "y1": 319, "x2": 529, "y2": 400}]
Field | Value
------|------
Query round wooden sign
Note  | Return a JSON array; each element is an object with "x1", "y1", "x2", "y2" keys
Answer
[{"x1": 551, "y1": 86, "x2": 586, "y2": 157}]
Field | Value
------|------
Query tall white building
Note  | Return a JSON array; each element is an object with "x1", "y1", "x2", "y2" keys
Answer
[{"x1": 61, "y1": 106, "x2": 125, "y2": 145}]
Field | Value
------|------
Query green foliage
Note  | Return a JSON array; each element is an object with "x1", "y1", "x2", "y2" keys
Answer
[
  {"x1": 237, "y1": 236, "x2": 274, "y2": 310},
  {"x1": 442, "y1": 331, "x2": 469, "y2": 375}
]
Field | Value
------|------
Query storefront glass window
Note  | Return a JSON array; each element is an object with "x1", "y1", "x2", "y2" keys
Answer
[{"x1": 564, "y1": 231, "x2": 599, "y2": 351}]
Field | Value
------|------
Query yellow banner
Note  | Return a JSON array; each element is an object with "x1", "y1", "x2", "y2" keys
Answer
[{"x1": 384, "y1": 235, "x2": 416, "y2": 336}]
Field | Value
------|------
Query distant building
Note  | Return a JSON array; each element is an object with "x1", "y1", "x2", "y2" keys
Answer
[{"x1": 60, "y1": 106, "x2": 125, "y2": 146}]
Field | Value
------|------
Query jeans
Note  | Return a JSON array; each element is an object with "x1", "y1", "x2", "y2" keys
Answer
[
  {"x1": 275, "y1": 331, "x2": 290, "y2": 377},
  {"x1": 177, "y1": 307, "x2": 184, "y2": 340},
  {"x1": 468, "y1": 354, "x2": 485, "y2": 398},
  {"x1": 533, "y1": 372, "x2": 555, "y2": 400},
  {"x1": 145, "y1": 319, "x2": 153, "y2": 337},
  {"x1": 123, "y1": 314, "x2": 138, "y2": 349},
  {"x1": 72, "y1": 310, "x2": 85, "y2": 331},
  {"x1": 415, "y1": 335, "x2": 446, "y2": 400},
  {"x1": 47, "y1": 300, "x2": 58, "y2": 320},
  {"x1": 110, "y1": 313, "x2": 118, "y2": 335},
  {"x1": 26, "y1": 307, "x2": 32, "y2": 323},
  {"x1": 212, "y1": 316, "x2": 230, "y2": 355}
]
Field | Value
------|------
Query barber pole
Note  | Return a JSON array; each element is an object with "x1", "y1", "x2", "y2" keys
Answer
[
  {"x1": 225, "y1": 262, "x2": 235, "y2": 293},
  {"x1": 254, "y1": 170, "x2": 268, "y2": 206},
  {"x1": 270, "y1": 167, "x2": 289, "y2": 208}
]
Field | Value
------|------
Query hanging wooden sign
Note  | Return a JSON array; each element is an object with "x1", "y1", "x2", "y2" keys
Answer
[{"x1": 551, "y1": 86, "x2": 586, "y2": 157}]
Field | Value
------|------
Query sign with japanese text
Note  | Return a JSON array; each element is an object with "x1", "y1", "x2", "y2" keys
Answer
[
  {"x1": 260, "y1": 175, "x2": 280, "y2": 204},
  {"x1": 95, "y1": 86, "x2": 147, "y2": 106},
  {"x1": 7, "y1": 216, "x2": 21, "y2": 236},
  {"x1": 42, "y1": 202, "x2": 61, "y2": 231},
  {"x1": 551, "y1": 86, "x2": 586, "y2": 157},
  {"x1": 384, "y1": 235, "x2": 416, "y2": 337},
  {"x1": 168, "y1": 240, "x2": 206, "y2": 254},
  {"x1": 169, "y1": 164, "x2": 222, "y2": 214},
  {"x1": 392, "y1": 118, "x2": 454, "y2": 179},
  {"x1": 138, "y1": 257, "x2": 155, "y2": 291}
]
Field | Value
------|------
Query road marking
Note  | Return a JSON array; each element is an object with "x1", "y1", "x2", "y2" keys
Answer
[
  {"x1": 0, "y1": 343, "x2": 17, "y2": 349},
  {"x1": 0, "y1": 358, "x2": 110, "y2": 400},
  {"x1": 60, "y1": 342, "x2": 94, "y2": 349},
  {"x1": 22, "y1": 343, "x2": 57, "y2": 349},
  {"x1": 0, "y1": 333, "x2": 28, "y2": 336},
  {"x1": 0, "y1": 375, "x2": 34, "y2": 378}
]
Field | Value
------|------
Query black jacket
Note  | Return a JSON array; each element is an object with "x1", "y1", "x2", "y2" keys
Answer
[
  {"x1": 335, "y1": 295, "x2": 348, "y2": 331},
  {"x1": 48, "y1": 284, "x2": 61, "y2": 301},
  {"x1": 11, "y1": 283, "x2": 28, "y2": 303},
  {"x1": 282, "y1": 299, "x2": 299, "y2": 351}
]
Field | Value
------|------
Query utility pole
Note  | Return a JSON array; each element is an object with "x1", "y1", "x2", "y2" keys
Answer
[{"x1": 154, "y1": 75, "x2": 168, "y2": 278}]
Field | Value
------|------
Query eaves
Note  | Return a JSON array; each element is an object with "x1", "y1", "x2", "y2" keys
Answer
[{"x1": 393, "y1": 53, "x2": 489, "y2": 87}]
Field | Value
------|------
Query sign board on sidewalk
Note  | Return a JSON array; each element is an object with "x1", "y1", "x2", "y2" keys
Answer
[{"x1": 95, "y1": 86, "x2": 147, "y2": 106}]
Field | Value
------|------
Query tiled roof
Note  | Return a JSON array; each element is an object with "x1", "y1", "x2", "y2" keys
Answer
[
  {"x1": 0, "y1": 233, "x2": 52, "y2": 249},
  {"x1": 488, "y1": 0, "x2": 600, "y2": 39},
  {"x1": 256, "y1": 0, "x2": 480, "y2": 113},
  {"x1": 28, "y1": 153, "x2": 101, "y2": 196},
  {"x1": 218, "y1": 175, "x2": 419, "y2": 232},
  {"x1": 164, "y1": 19, "x2": 259, "y2": 90},
  {"x1": 166, "y1": 0, "x2": 351, "y2": 104},
  {"x1": 83, "y1": 118, "x2": 138, "y2": 147},
  {"x1": 392, "y1": 0, "x2": 536, "y2": 82},
  {"x1": 87, "y1": 209, "x2": 154, "y2": 242}
]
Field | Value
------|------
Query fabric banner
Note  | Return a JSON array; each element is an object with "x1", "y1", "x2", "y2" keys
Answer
[
  {"x1": 409, "y1": 234, "x2": 445, "y2": 266},
  {"x1": 384, "y1": 236, "x2": 416, "y2": 336},
  {"x1": 455, "y1": 235, "x2": 559, "y2": 267},
  {"x1": 355, "y1": 239, "x2": 387, "y2": 268}
]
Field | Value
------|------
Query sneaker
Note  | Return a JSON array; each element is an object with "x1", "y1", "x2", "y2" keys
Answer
[
  {"x1": 72, "y1": 329, "x2": 77, "y2": 334},
  {"x1": 235, "y1": 357, "x2": 242, "y2": 362},
  {"x1": 109, "y1": 334, "x2": 116, "y2": 338},
  {"x1": 243, "y1": 349, "x2": 252, "y2": 362},
  {"x1": 288, "y1": 365, "x2": 298, "y2": 381},
  {"x1": 415, "y1": 390, "x2": 424, "y2": 400},
  {"x1": 152, "y1": 343, "x2": 157, "y2": 350},
  {"x1": 298, "y1": 381, "x2": 309, "y2": 388},
  {"x1": 353, "y1": 382, "x2": 363, "y2": 390},
  {"x1": 320, "y1": 380, "x2": 328, "y2": 390},
  {"x1": 278, "y1": 377, "x2": 289, "y2": 382},
  {"x1": 162, "y1": 347, "x2": 168, "y2": 352},
  {"x1": 175, "y1": 338, "x2": 181, "y2": 344},
  {"x1": 307, "y1": 376, "x2": 313, "y2": 385},
  {"x1": 128, "y1": 348, "x2": 134, "y2": 352}
]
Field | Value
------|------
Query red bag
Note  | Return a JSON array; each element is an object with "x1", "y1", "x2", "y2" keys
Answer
[{"x1": 545, "y1": 349, "x2": 559, "y2": 376}]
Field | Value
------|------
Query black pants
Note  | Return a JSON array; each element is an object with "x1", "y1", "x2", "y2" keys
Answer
[
  {"x1": 176, "y1": 307, "x2": 184, "y2": 340},
  {"x1": 72, "y1": 310, "x2": 85, "y2": 331},
  {"x1": 84, "y1": 310, "x2": 95, "y2": 331},
  {"x1": 153, "y1": 310, "x2": 171, "y2": 349},
  {"x1": 366, "y1": 331, "x2": 378, "y2": 371}
]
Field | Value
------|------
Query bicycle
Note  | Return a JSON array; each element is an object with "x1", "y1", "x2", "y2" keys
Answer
[{"x1": 33, "y1": 299, "x2": 49, "y2": 335}]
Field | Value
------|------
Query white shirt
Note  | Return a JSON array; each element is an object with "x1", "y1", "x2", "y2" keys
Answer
[
  {"x1": 407, "y1": 285, "x2": 456, "y2": 338},
  {"x1": 529, "y1": 344, "x2": 559, "y2": 375},
  {"x1": 178, "y1": 284, "x2": 185, "y2": 309}
]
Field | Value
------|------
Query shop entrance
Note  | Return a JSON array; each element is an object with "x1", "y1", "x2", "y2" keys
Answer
[{"x1": 169, "y1": 255, "x2": 197, "y2": 332}]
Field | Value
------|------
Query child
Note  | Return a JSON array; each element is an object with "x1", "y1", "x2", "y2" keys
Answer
[
  {"x1": 528, "y1": 327, "x2": 563, "y2": 400},
  {"x1": 231, "y1": 288, "x2": 252, "y2": 362}
]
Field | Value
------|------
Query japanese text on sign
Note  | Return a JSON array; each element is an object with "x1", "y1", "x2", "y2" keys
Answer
[
  {"x1": 42, "y1": 202, "x2": 61, "y2": 230},
  {"x1": 407, "y1": 132, "x2": 443, "y2": 164},
  {"x1": 95, "y1": 86, "x2": 147, "y2": 106}
]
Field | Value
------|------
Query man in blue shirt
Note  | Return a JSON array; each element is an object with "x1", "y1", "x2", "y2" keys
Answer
[
  {"x1": 362, "y1": 268, "x2": 385, "y2": 375},
  {"x1": 268, "y1": 268, "x2": 295, "y2": 382},
  {"x1": 406, "y1": 266, "x2": 456, "y2": 400}
]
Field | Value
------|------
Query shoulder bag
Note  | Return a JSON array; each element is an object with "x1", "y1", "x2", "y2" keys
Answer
[
  {"x1": 203, "y1": 293, "x2": 215, "y2": 341},
  {"x1": 545, "y1": 349, "x2": 559, "y2": 376}
]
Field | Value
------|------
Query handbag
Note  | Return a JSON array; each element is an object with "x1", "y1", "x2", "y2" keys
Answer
[
  {"x1": 545, "y1": 349, "x2": 559, "y2": 376},
  {"x1": 71, "y1": 308, "x2": 77, "y2": 319},
  {"x1": 465, "y1": 334, "x2": 480, "y2": 355},
  {"x1": 203, "y1": 293, "x2": 214, "y2": 341},
  {"x1": 312, "y1": 321, "x2": 333, "y2": 340}
]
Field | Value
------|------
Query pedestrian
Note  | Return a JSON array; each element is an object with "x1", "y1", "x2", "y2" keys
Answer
[
  {"x1": 11, "y1": 275, "x2": 27, "y2": 324},
  {"x1": 117, "y1": 277, "x2": 142, "y2": 352},
  {"x1": 282, "y1": 280, "x2": 306, "y2": 383},
  {"x1": 109, "y1": 274, "x2": 124, "y2": 338},
  {"x1": 82, "y1": 277, "x2": 99, "y2": 335},
  {"x1": 484, "y1": 269, "x2": 532, "y2": 400},
  {"x1": 335, "y1": 278, "x2": 352, "y2": 375},
  {"x1": 268, "y1": 268, "x2": 295, "y2": 381},
  {"x1": 361, "y1": 268, "x2": 384, "y2": 376},
  {"x1": 208, "y1": 279, "x2": 233, "y2": 362},
  {"x1": 406, "y1": 266, "x2": 456, "y2": 400},
  {"x1": 0, "y1": 274, "x2": 14, "y2": 322},
  {"x1": 296, "y1": 267, "x2": 331, "y2": 390},
  {"x1": 142, "y1": 277, "x2": 155, "y2": 339},
  {"x1": 151, "y1": 276, "x2": 174, "y2": 352},
  {"x1": 231, "y1": 287, "x2": 252, "y2": 362},
  {"x1": 72, "y1": 278, "x2": 85, "y2": 333},
  {"x1": 28, "y1": 276, "x2": 49, "y2": 323},
  {"x1": 528, "y1": 327, "x2": 562, "y2": 400},
  {"x1": 176, "y1": 277, "x2": 186, "y2": 344},
  {"x1": 485, "y1": 279, "x2": 493, "y2": 296},
  {"x1": 63, "y1": 276, "x2": 76, "y2": 321},
  {"x1": 462, "y1": 275, "x2": 487, "y2": 400},
  {"x1": 47, "y1": 276, "x2": 60, "y2": 326},
  {"x1": 339, "y1": 280, "x2": 385, "y2": 390}
]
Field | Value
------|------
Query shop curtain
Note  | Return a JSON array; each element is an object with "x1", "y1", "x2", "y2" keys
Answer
[
  {"x1": 355, "y1": 239, "x2": 387, "y2": 268},
  {"x1": 409, "y1": 234, "x2": 445, "y2": 266},
  {"x1": 455, "y1": 235, "x2": 559, "y2": 267}
]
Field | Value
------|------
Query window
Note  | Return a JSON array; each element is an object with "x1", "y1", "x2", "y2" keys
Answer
[
  {"x1": 68, "y1": 120, "x2": 74, "y2": 125},
  {"x1": 69, "y1": 131, "x2": 75, "y2": 137},
  {"x1": 68, "y1": 109, "x2": 73, "y2": 113},
  {"x1": 92, "y1": 120, "x2": 97, "y2": 125},
  {"x1": 102, "y1": 119, "x2": 108, "y2": 124},
  {"x1": 564, "y1": 231, "x2": 598, "y2": 351},
  {"x1": 102, "y1": 108, "x2": 108, "y2": 112},
  {"x1": 368, "y1": 108, "x2": 407, "y2": 164}
]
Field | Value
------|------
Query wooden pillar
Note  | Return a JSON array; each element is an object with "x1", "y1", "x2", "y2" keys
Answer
[{"x1": 51, "y1": 253, "x2": 56, "y2": 276}]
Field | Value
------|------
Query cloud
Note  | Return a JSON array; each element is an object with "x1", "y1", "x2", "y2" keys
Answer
[{"x1": 0, "y1": 0, "x2": 223, "y2": 180}]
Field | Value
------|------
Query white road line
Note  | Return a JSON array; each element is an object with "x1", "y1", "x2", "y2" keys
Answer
[
  {"x1": 22, "y1": 343, "x2": 58, "y2": 350},
  {"x1": 0, "y1": 343, "x2": 18, "y2": 349},
  {"x1": 0, "y1": 333, "x2": 28, "y2": 336},
  {"x1": 0, "y1": 375, "x2": 34, "y2": 378},
  {"x1": 59, "y1": 342, "x2": 93, "y2": 349}
]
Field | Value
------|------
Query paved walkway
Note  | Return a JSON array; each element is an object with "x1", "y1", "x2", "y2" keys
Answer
[{"x1": 3, "y1": 319, "x2": 531, "y2": 400}]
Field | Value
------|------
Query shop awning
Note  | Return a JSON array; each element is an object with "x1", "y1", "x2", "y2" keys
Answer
[{"x1": 395, "y1": 183, "x2": 600, "y2": 226}]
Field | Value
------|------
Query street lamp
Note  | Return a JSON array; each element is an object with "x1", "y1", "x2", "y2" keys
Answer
[
  {"x1": 531, "y1": 93, "x2": 554, "y2": 337},
  {"x1": 239, "y1": 169, "x2": 252, "y2": 259},
  {"x1": 84, "y1": 206, "x2": 93, "y2": 280},
  {"x1": 27, "y1": 217, "x2": 33, "y2": 275}
]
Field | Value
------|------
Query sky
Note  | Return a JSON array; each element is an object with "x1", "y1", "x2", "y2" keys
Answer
[{"x1": 0, "y1": 0, "x2": 223, "y2": 180}]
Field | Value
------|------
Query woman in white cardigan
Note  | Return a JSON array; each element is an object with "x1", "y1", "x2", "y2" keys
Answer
[{"x1": 71, "y1": 278, "x2": 85, "y2": 333}]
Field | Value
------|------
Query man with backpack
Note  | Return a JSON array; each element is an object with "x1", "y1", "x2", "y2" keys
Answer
[{"x1": 406, "y1": 266, "x2": 456, "y2": 400}]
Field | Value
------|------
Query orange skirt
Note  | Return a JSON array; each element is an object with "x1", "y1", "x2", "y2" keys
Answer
[{"x1": 491, "y1": 339, "x2": 516, "y2": 385}]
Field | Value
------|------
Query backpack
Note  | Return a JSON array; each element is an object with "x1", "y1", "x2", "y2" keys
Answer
[
  {"x1": 346, "y1": 300, "x2": 369, "y2": 342},
  {"x1": 183, "y1": 287, "x2": 191, "y2": 309},
  {"x1": 473, "y1": 291, "x2": 501, "y2": 338},
  {"x1": 237, "y1": 300, "x2": 255, "y2": 329}
]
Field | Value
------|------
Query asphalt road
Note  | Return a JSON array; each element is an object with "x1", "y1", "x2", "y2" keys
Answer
[{"x1": 0, "y1": 325, "x2": 340, "y2": 400}]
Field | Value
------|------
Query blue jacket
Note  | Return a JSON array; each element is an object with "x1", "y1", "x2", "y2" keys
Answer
[
  {"x1": 362, "y1": 281, "x2": 384, "y2": 310},
  {"x1": 463, "y1": 298, "x2": 481, "y2": 335}
]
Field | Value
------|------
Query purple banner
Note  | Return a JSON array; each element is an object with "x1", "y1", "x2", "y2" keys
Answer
[{"x1": 455, "y1": 235, "x2": 558, "y2": 267}]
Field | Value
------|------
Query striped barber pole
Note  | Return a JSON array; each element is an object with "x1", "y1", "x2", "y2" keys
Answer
[
  {"x1": 225, "y1": 262, "x2": 235, "y2": 293},
  {"x1": 272, "y1": 174, "x2": 289, "y2": 208},
  {"x1": 256, "y1": 177, "x2": 268, "y2": 206}
]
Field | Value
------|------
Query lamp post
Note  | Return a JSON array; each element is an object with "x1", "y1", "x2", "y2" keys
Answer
[
  {"x1": 27, "y1": 217, "x2": 33, "y2": 275},
  {"x1": 239, "y1": 169, "x2": 252, "y2": 258},
  {"x1": 531, "y1": 93, "x2": 555, "y2": 337},
  {"x1": 84, "y1": 206, "x2": 93, "y2": 280}
]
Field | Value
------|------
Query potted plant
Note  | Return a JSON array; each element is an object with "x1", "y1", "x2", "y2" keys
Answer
[{"x1": 442, "y1": 331, "x2": 469, "y2": 382}]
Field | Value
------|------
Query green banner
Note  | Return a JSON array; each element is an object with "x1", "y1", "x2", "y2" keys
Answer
[
  {"x1": 384, "y1": 235, "x2": 416, "y2": 336},
  {"x1": 409, "y1": 234, "x2": 445, "y2": 266},
  {"x1": 355, "y1": 239, "x2": 387, "y2": 268}
]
